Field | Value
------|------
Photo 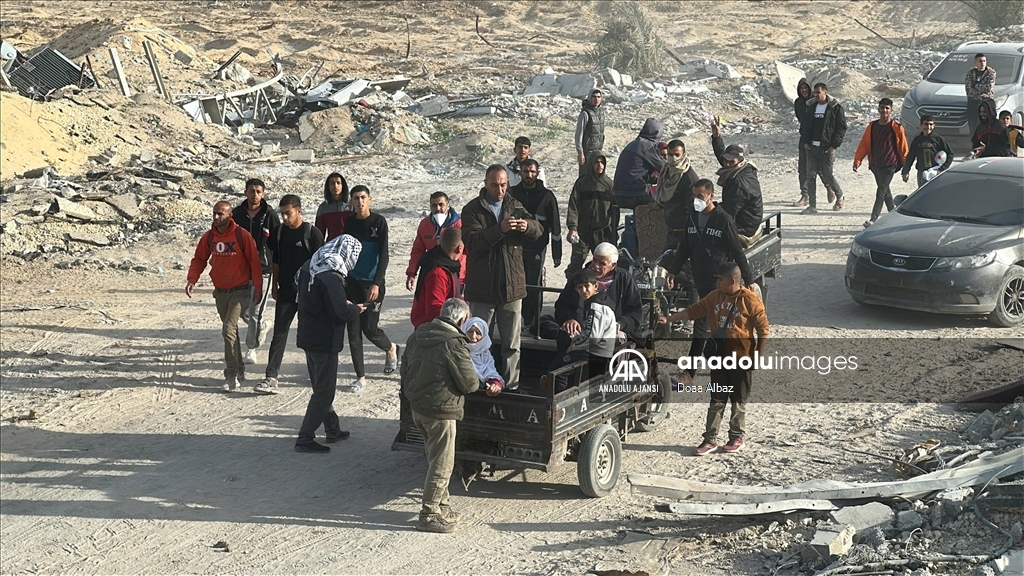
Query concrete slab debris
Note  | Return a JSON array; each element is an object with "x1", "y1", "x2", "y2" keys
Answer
[
  {"x1": 67, "y1": 231, "x2": 111, "y2": 247},
  {"x1": 895, "y1": 509, "x2": 924, "y2": 531},
  {"x1": 173, "y1": 50, "x2": 193, "y2": 65},
  {"x1": 809, "y1": 524, "x2": 854, "y2": 558},
  {"x1": 654, "y1": 499, "x2": 837, "y2": 516},
  {"x1": 330, "y1": 79, "x2": 370, "y2": 105},
  {"x1": 993, "y1": 548, "x2": 1024, "y2": 576},
  {"x1": 964, "y1": 410, "x2": 999, "y2": 444},
  {"x1": 104, "y1": 194, "x2": 140, "y2": 220},
  {"x1": 220, "y1": 62, "x2": 251, "y2": 83},
  {"x1": 829, "y1": 502, "x2": 894, "y2": 537},
  {"x1": 776, "y1": 60, "x2": 806, "y2": 104},
  {"x1": 523, "y1": 84, "x2": 560, "y2": 96},
  {"x1": 52, "y1": 197, "x2": 99, "y2": 221},
  {"x1": 558, "y1": 73, "x2": 598, "y2": 97},
  {"x1": 287, "y1": 149, "x2": 315, "y2": 163},
  {"x1": 414, "y1": 95, "x2": 450, "y2": 117}
]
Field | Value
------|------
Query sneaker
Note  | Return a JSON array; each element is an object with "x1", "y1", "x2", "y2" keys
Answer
[
  {"x1": 243, "y1": 349, "x2": 259, "y2": 365},
  {"x1": 325, "y1": 430, "x2": 351, "y2": 443},
  {"x1": 863, "y1": 219, "x2": 875, "y2": 228},
  {"x1": 723, "y1": 437, "x2": 745, "y2": 453},
  {"x1": 827, "y1": 188, "x2": 836, "y2": 203},
  {"x1": 222, "y1": 376, "x2": 240, "y2": 392},
  {"x1": 416, "y1": 514, "x2": 456, "y2": 534},
  {"x1": 294, "y1": 441, "x2": 330, "y2": 453},
  {"x1": 694, "y1": 441, "x2": 719, "y2": 456},
  {"x1": 792, "y1": 196, "x2": 808, "y2": 207},
  {"x1": 254, "y1": 377, "x2": 279, "y2": 395},
  {"x1": 800, "y1": 206, "x2": 818, "y2": 215},
  {"x1": 833, "y1": 198, "x2": 844, "y2": 211},
  {"x1": 440, "y1": 506, "x2": 462, "y2": 524}
]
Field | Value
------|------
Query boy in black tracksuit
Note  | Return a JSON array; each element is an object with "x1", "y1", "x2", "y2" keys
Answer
[
  {"x1": 233, "y1": 178, "x2": 282, "y2": 365},
  {"x1": 902, "y1": 114, "x2": 954, "y2": 187},
  {"x1": 343, "y1": 185, "x2": 398, "y2": 391},
  {"x1": 510, "y1": 158, "x2": 562, "y2": 333},
  {"x1": 256, "y1": 194, "x2": 325, "y2": 394},
  {"x1": 666, "y1": 179, "x2": 754, "y2": 382}
]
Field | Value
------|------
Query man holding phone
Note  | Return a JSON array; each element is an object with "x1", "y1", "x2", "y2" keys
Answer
[{"x1": 461, "y1": 165, "x2": 543, "y2": 390}]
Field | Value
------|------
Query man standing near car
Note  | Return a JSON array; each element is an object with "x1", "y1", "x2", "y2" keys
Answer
[
  {"x1": 965, "y1": 53, "x2": 996, "y2": 137},
  {"x1": 575, "y1": 90, "x2": 606, "y2": 177},
  {"x1": 401, "y1": 298, "x2": 478, "y2": 533},
  {"x1": 461, "y1": 165, "x2": 542, "y2": 390},
  {"x1": 853, "y1": 98, "x2": 909, "y2": 228},
  {"x1": 510, "y1": 159, "x2": 561, "y2": 334},
  {"x1": 800, "y1": 83, "x2": 848, "y2": 214}
]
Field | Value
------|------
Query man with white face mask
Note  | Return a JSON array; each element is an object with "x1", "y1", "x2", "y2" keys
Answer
[{"x1": 406, "y1": 191, "x2": 466, "y2": 292}]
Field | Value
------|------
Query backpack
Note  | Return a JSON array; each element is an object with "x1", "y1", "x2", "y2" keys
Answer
[
  {"x1": 205, "y1": 226, "x2": 248, "y2": 259},
  {"x1": 275, "y1": 221, "x2": 313, "y2": 255}
]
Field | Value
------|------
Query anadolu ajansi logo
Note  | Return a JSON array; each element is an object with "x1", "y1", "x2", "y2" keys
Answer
[{"x1": 609, "y1": 349, "x2": 649, "y2": 383}]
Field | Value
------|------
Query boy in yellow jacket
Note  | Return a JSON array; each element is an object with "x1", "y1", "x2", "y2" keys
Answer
[
  {"x1": 853, "y1": 98, "x2": 909, "y2": 228},
  {"x1": 658, "y1": 262, "x2": 769, "y2": 455}
]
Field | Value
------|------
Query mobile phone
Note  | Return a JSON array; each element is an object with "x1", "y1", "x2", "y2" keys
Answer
[
  {"x1": 513, "y1": 207, "x2": 526, "y2": 219},
  {"x1": 362, "y1": 301, "x2": 376, "y2": 310}
]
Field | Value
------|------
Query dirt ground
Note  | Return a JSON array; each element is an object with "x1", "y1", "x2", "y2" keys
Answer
[{"x1": 1, "y1": 2, "x2": 1020, "y2": 575}]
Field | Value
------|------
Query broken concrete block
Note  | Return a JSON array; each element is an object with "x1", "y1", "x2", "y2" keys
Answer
[
  {"x1": 558, "y1": 73, "x2": 598, "y2": 98},
  {"x1": 895, "y1": 510, "x2": 924, "y2": 531},
  {"x1": 287, "y1": 149, "x2": 315, "y2": 163},
  {"x1": 260, "y1": 142, "x2": 280, "y2": 156},
  {"x1": 220, "y1": 62, "x2": 251, "y2": 83},
  {"x1": 139, "y1": 149, "x2": 155, "y2": 163},
  {"x1": 620, "y1": 74, "x2": 633, "y2": 87},
  {"x1": 530, "y1": 74, "x2": 558, "y2": 86},
  {"x1": 67, "y1": 231, "x2": 111, "y2": 247},
  {"x1": 330, "y1": 79, "x2": 371, "y2": 105},
  {"x1": 809, "y1": 524, "x2": 854, "y2": 558},
  {"x1": 994, "y1": 549, "x2": 1024, "y2": 576},
  {"x1": 52, "y1": 197, "x2": 99, "y2": 221},
  {"x1": 298, "y1": 113, "x2": 316, "y2": 142},
  {"x1": 173, "y1": 50, "x2": 193, "y2": 65},
  {"x1": 523, "y1": 84, "x2": 560, "y2": 96},
  {"x1": 599, "y1": 68, "x2": 621, "y2": 87},
  {"x1": 20, "y1": 166, "x2": 53, "y2": 179},
  {"x1": 964, "y1": 410, "x2": 998, "y2": 444},
  {"x1": 830, "y1": 502, "x2": 894, "y2": 538},
  {"x1": 104, "y1": 194, "x2": 140, "y2": 220},
  {"x1": 415, "y1": 95, "x2": 450, "y2": 117}
]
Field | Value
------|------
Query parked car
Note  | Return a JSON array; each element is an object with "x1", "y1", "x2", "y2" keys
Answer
[
  {"x1": 900, "y1": 41, "x2": 1024, "y2": 153},
  {"x1": 845, "y1": 157, "x2": 1024, "y2": 326}
]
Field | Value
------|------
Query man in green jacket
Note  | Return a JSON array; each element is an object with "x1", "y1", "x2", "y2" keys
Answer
[{"x1": 400, "y1": 298, "x2": 479, "y2": 534}]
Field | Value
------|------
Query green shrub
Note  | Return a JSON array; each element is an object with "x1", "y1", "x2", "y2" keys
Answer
[
  {"x1": 962, "y1": 0, "x2": 1024, "y2": 29},
  {"x1": 585, "y1": 2, "x2": 665, "y2": 78}
]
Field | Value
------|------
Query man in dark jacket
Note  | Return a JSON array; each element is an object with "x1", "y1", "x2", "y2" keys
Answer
[
  {"x1": 401, "y1": 298, "x2": 478, "y2": 533},
  {"x1": 656, "y1": 139, "x2": 700, "y2": 252},
  {"x1": 461, "y1": 165, "x2": 543, "y2": 389},
  {"x1": 566, "y1": 150, "x2": 617, "y2": 279},
  {"x1": 510, "y1": 159, "x2": 561, "y2": 333},
  {"x1": 554, "y1": 242, "x2": 643, "y2": 342},
  {"x1": 294, "y1": 234, "x2": 366, "y2": 453},
  {"x1": 575, "y1": 90, "x2": 606, "y2": 176},
  {"x1": 800, "y1": 83, "x2": 848, "y2": 214},
  {"x1": 711, "y1": 123, "x2": 763, "y2": 247},
  {"x1": 793, "y1": 78, "x2": 813, "y2": 207},
  {"x1": 233, "y1": 178, "x2": 281, "y2": 366},
  {"x1": 666, "y1": 179, "x2": 755, "y2": 383},
  {"x1": 314, "y1": 172, "x2": 352, "y2": 241},
  {"x1": 612, "y1": 118, "x2": 665, "y2": 209},
  {"x1": 972, "y1": 100, "x2": 1014, "y2": 158}
]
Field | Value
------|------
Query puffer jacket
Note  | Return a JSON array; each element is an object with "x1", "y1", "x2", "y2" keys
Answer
[
  {"x1": 461, "y1": 190, "x2": 543, "y2": 304},
  {"x1": 401, "y1": 317, "x2": 480, "y2": 420},
  {"x1": 612, "y1": 118, "x2": 666, "y2": 197}
]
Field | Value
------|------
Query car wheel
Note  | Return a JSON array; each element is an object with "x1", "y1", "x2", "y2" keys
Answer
[
  {"x1": 577, "y1": 424, "x2": 622, "y2": 497},
  {"x1": 989, "y1": 265, "x2": 1024, "y2": 327}
]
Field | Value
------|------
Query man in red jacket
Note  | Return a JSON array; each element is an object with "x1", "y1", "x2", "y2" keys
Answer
[
  {"x1": 411, "y1": 228, "x2": 464, "y2": 328},
  {"x1": 406, "y1": 191, "x2": 465, "y2": 291},
  {"x1": 186, "y1": 201, "x2": 263, "y2": 392}
]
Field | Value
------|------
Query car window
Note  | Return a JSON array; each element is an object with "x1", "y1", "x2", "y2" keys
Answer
[
  {"x1": 899, "y1": 172, "x2": 1024, "y2": 226},
  {"x1": 926, "y1": 52, "x2": 1022, "y2": 85}
]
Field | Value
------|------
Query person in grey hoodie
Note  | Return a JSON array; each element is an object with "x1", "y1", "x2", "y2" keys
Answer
[{"x1": 612, "y1": 118, "x2": 666, "y2": 210}]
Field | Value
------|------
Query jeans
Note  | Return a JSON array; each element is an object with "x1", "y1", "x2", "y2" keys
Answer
[
  {"x1": 213, "y1": 286, "x2": 248, "y2": 380},
  {"x1": 469, "y1": 300, "x2": 523, "y2": 388},
  {"x1": 704, "y1": 367, "x2": 753, "y2": 442},
  {"x1": 804, "y1": 146, "x2": 844, "y2": 207},
  {"x1": 412, "y1": 411, "x2": 456, "y2": 517},
  {"x1": 264, "y1": 298, "x2": 298, "y2": 379},
  {"x1": 869, "y1": 165, "x2": 898, "y2": 221},
  {"x1": 522, "y1": 246, "x2": 546, "y2": 331},
  {"x1": 798, "y1": 144, "x2": 808, "y2": 196},
  {"x1": 297, "y1": 350, "x2": 343, "y2": 443},
  {"x1": 345, "y1": 280, "x2": 394, "y2": 379}
]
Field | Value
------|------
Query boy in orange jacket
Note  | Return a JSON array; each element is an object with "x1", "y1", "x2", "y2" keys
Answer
[
  {"x1": 658, "y1": 262, "x2": 769, "y2": 456},
  {"x1": 186, "y1": 201, "x2": 263, "y2": 391},
  {"x1": 853, "y1": 98, "x2": 909, "y2": 228}
]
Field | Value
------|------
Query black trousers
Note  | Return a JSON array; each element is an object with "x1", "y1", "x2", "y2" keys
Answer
[
  {"x1": 798, "y1": 144, "x2": 808, "y2": 196},
  {"x1": 522, "y1": 246, "x2": 546, "y2": 330},
  {"x1": 265, "y1": 298, "x2": 298, "y2": 379},
  {"x1": 297, "y1": 350, "x2": 343, "y2": 442},
  {"x1": 869, "y1": 165, "x2": 898, "y2": 221},
  {"x1": 345, "y1": 280, "x2": 394, "y2": 379}
]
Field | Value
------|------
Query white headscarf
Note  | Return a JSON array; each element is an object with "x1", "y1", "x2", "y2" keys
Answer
[
  {"x1": 461, "y1": 317, "x2": 502, "y2": 383},
  {"x1": 307, "y1": 234, "x2": 362, "y2": 288}
]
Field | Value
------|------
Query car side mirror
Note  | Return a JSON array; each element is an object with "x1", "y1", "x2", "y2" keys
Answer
[{"x1": 894, "y1": 194, "x2": 908, "y2": 207}]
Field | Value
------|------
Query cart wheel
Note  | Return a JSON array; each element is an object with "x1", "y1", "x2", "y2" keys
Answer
[
  {"x1": 577, "y1": 424, "x2": 622, "y2": 497},
  {"x1": 636, "y1": 373, "x2": 673, "y2": 432}
]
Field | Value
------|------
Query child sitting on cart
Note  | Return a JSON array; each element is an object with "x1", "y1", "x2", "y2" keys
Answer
[
  {"x1": 551, "y1": 269, "x2": 619, "y2": 391},
  {"x1": 462, "y1": 317, "x2": 504, "y2": 397}
]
